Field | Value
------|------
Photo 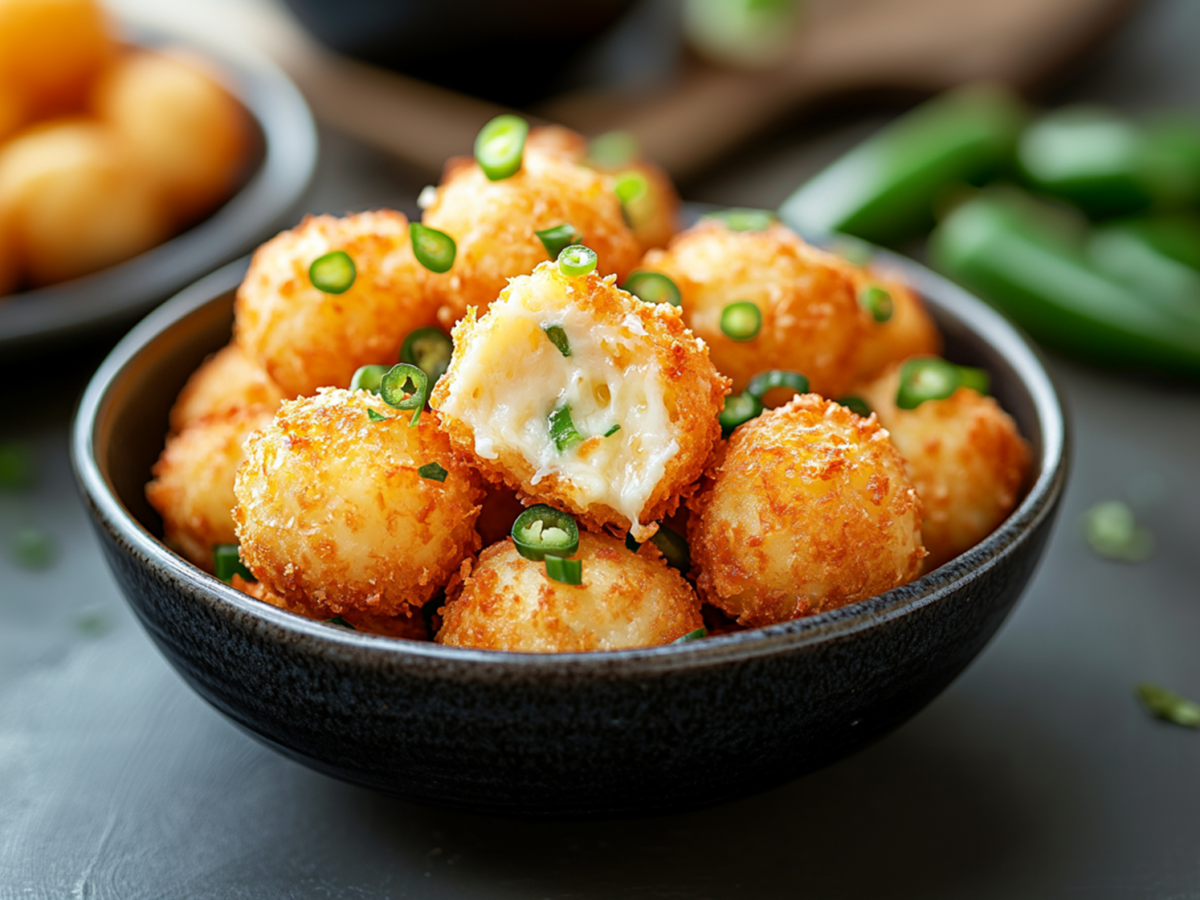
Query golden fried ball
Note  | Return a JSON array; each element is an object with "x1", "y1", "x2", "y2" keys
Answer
[
  {"x1": 91, "y1": 48, "x2": 249, "y2": 223},
  {"x1": 689, "y1": 395, "x2": 925, "y2": 627},
  {"x1": 642, "y1": 219, "x2": 865, "y2": 399},
  {"x1": 437, "y1": 532, "x2": 703, "y2": 652},
  {"x1": 857, "y1": 365, "x2": 1031, "y2": 571},
  {"x1": 232, "y1": 575, "x2": 430, "y2": 641},
  {"x1": 169, "y1": 341, "x2": 285, "y2": 433},
  {"x1": 0, "y1": 0, "x2": 111, "y2": 118},
  {"x1": 0, "y1": 119, "x2": 169, "y2": 285},
  {"x1": 234, "y1": 211, "x2": 435, "y2": 398},
  {"x1": 146, "y1": 406, "x2": 275, "y2": 571},
  {"x1": 233, "y1": 388, "x2": 485, "y2": 618},
  {"x1": 524, "y1": 124, "x2": 589, "y2": 161},
  {"x1": 431, "y1": 260, "x2": 729, "y2": 541},
  {"x1": 421, "y1": 145, "x2": 642, "y2": 328},
  {"x1": 852, "y1": 269, "x2": 942, "y2": 384}
]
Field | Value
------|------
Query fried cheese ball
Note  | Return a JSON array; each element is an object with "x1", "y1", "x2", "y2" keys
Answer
[
  {"x1": 234, "y1": 388, "x2": 485, "y2": 618},
  {"x1": 91, "y1": 48, "x2": 250, "y2": 223},
  {"x1": 169, "y1": 342, "x2": 285, "y2": 433},
  {"x1": 431, "y1": 261, "x2": 729, "y2": 542},
  {"x1": 146, "y1": 406, "x2": 275, "y2": 571},
  {"x1": 437, "y1": 532, "x2": 703, "y2": 652},
  {"x1": 421, "y1": 145, "x2": 641, "y2": 328},
  {"x1": 642, "y1": 219, "x2": 865, "y2": 399},
  {"x1": 858, "y1": 365, "x2": 1031, "y2": 571},
  {"x1": 689, "y1": 395, "x2": 925, "y2": 628},
  {"x1": 852, "y1": 269, "x2": 942, "y2": 384},
  {"x1": 0, "y1": 0, "x2": 112, "y2": 118},
  {"x1": 235, "y1": 211, "x2": 435, "y2": 398},
  {"x1": 231, "y1": 575, "x2": 430, "y2": 641}
]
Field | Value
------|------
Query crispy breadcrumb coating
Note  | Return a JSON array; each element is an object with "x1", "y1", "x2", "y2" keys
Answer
[
  {"x1": 231, "y1": 575, "x2": 430, "y2": 640},
  {"x1": 851, "y1": 268, "x2": 942, "y2": 384},
  {"x1": 169, "y1": 341, "x2": 285, "y2": 433}
]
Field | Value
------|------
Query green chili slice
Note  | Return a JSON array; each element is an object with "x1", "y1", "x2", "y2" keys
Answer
[
  {"x1": 418, "y1": 462, "x2": 448, "y2": 482},
  {"x1": 1137, "y1": 682, "x2": 1200, "y2": 728},
  {"x1": 745, "y1": 370, "x2": 809, "y2": 404},
  {"x1": 558, "y1": 244, "x2": 597, "y2": 277},
  {"x1": 327, "y1": 616, "x2": 357, "y2": 630},
  {"x1": 650, "y1": 525, "x2": 690, "y2": 572},
  {"x1": 673, "y1": 627, "x2": 708, "y2": 643},
  {"x1": 859, "y1": 284, "x2": 895, "y2": 323},
  {"x1": 350, "y1": 364, "x2": 387, "y2": 394},
  {"x1": 837, "y1": 396, "x2": 872, "y2": 418},
  {"x1": 367, "y1": 408, "x2": 387, "y2": 422},
  {"x1": 548, "y1": 404, "x2": 583, "y2": 452},
  {"x1": 536, "y1": 223, "x2": 582, "y2": 260},
  {"x1": 410, "y1": 223, "x2": 457, "y2": 273},
  {"x1": 720, "y1": 301, "x2": 762, "y2": 340},
  {"x1": 380, "y1": 363, "x2": 429, "y2": 426},
  {"x1": 544, "y1": 555, "x2": 583, "y2": 585},
  {"x1": 896, "y1": 358, "x2": 961, "y2": 409},
  {"x1": 214, "y1": 544, "x2": 255, "y2": 583},
  {"x1": 957, "y1": 366, "x2": 991, "y2": 396},
  {"x1": 614, "y1": 170, "x2": 648, "y2": 206},
  {"x1": 309, "y1": 250, "x2": 356, "y2": 294},
  {"x1": 603, "y1": 424, "x2": 621, "y2": 437},
  {"x1": 400, "y1": 326, "x2": 453, "y2": 383},
  {"x1": 718, "y1": 392, "x2": 763, "y2": 437},
  {"x1": 512, "y1": 504, "x2": 580, "y2": 561},
  {"x1": 1081, "y1": 500, "x2": 1154, "y2": 562},
  {"x1": 587, "y1": 130, "x2": 638, "y2": 168},
  {"x1": 706, "y1": 207, "x2": 775, "y2": 231},
  {"x1": 622, "y1": 271, "x2": 681, "y2": 307},
  {"x1": 543, "y1": 324, "x2": 571, "y2": 357},
  {"x1": 474, "y1": 114, "x2": 529, "y2": 181}
]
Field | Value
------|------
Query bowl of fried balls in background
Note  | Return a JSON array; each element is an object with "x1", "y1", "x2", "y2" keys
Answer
[
  {"x1": 72, "y1": 120, "x2": 1067, "y2": 817},
  {"x1": 0, "y1": 0, "x2": 316, "y2": 352}
]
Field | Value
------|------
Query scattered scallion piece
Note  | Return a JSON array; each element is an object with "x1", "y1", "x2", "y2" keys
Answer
[
  {"x1": 213, "y1": 543, "x2": 254, "y2": 583},
  {"x1": 543, "y1": 324, "x2": 571, "y2": 357},
  {"x1": 380, "y1": 363, "x2": 429, "y2": 427},
  {"x1": 0, "y1": 441, "x2": 35, "y2": 490},
  {"x1": 536, "y1": 223, "x2": 582, "y2": 260},
  {"x1": 410, "y1": 223, "x2": 457, "y2": 273},
  {"x1": 400, "y1": 327, "x2": 453, "y2": 383},
  {"x1": 587, "y1": 130, "x2": 638, "y2": 168},
  {"x1": 544, "y1": 554, "x2": 583, "y2": 585},
  {"x1": 367, "y1": 408, "x2": 387, "y2": 422},
  {"x1": 308, "y1": 250, "x2": 356, "y2": 294},
  {"x1": 622, "y1": 271, "x2": 681, "y2": 307},
  {"x1": 745, "y1": 370, "x2": 809, "y2": 404},
  {"x1": 1137, "y1": 683, "x2": 1200, "y2": 728},
  {"x1": 1081, "y1": 500, "x2": 1154, "y2": 562},
  {"x1": 673, "y1": 627, "x2": 708, "y2": 643},
  {"x1": 858, "y1": 284, "x2": 895, "y2": 323},
  {"x1": 418, "y1": 462, "x2": 448, "y2": 482},
  {"x1": 614, "y1": 170, "x2": 648, "y2": 206},
  {"x1": 895, "y1": 358, "x2": 990, "y2": 409},
  {"x1": 548, "y1": 404, "x2": 583, "y2": 453},
  {"x1": 512, "y1": 505, "x2": 580, "y2": 562},
  {"x1": 718, "y1": 392, "x2": 763, "y2": 437},
  {"x1": 327, "y1": 616, "x2": 357, "y2": 630},
  {"x1": 649, "y1": 525, "x2": 690, "y2": 572},
  {"x1": 957, "y1": 366, "x2": 991, "y2": 396},
  {"x1": 837, "y1": 396, "x2": 872, "y2": 418},
  {"x1": 350, "y1": 364, "x2": 387, "y2": 394},
  {"x1": 475, "y1": 114, "x2": 529, "y2": 180},
  {"x1": 720, "y1": 301, "x2": 762, "y2": 341},
  {"x1": 706, "y1": 207, "x2": 775, "y2": 231},
  {"x1": 603, "y1": 424, "x2": 621, "y2": 437},
  {"x1": 558, "y1": 244, "x2": 597, "y2": 277}
]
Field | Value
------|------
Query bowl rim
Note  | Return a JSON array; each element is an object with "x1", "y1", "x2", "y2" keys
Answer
[
  {"x1": 0, "y1": 20, "x2": 318, "y2": 351},
  {"x1": 72, "y1": 248, "x2": 1069, "y2": 677}
]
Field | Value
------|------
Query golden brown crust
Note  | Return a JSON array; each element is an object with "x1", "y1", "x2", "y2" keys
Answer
[
  {"x1": 437, "y1": 532, "x2": 703, "y2": 652},
  {"x1": 851, "y1": 268, "x2": 942, "y2": 384},
  {"x1": 232, "y1": 575, "x2": 430, "y2": 640},
  {"x1": 169, "y1": 341, "x2": 285, "y2": 433}
]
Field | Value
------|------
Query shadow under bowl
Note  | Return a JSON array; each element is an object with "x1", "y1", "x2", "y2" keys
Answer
[{"x1": 72, "y1": 250, "x2": 1068, "y2": 818}]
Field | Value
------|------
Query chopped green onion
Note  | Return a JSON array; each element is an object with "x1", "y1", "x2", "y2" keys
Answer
[
  {"x1": 745, "y1": 370, "x2": 809, "y2": 404},
  {"x1": 214, "y1": 543, "x2": 255, "y2": 583},
  {"x1": 673, "y1": 627, "x2": 707, "y2": 643},
  {"x1": 603, "y1": 424, "x2": 621, "y2": 437},
  {"x1": 650, "y1": 525, "x2": 690, "y2": 572},
  {"x1": 1082, "y1": 500, "x2": 1154, "y2": 562},
  {"x1": 544, "y1": 554, "x2": 583, "y2": 585},
  {"x1": 622, "y1": 271, "x2": 681, "y2": 307},
  {"x1": 350, "y1": 364, "x2": 387, "y2": 393},
  {"x1": 512, "y1": 505, "x2": 580, "y2": 562},
  {"x1": 543, "y1": 324, "x2": 571, "y2": 357},
  {"x1": 858, "y1": 284, "x2": 895, "y2": 323},
  {"x1": 548, "y1": 404, "x2": 583, "y2": 452},
  {"x1": 474, "y1": 114, "x2": 529, "y2": 180},
  {"x1": 837, "y1": 396, "x2": 872, "y2": 418},
  {"x1": 1137, "y1": 683, "x2": 1200, "y2": 728},
  {"x1": 957, "y1": 366, "x2": 991, "y2": 396},
  {"x1": 705, "y1": 207, "x2": 775, "y2": 231},
  {"x1": 895, "y1": 358, "x2": 960, "y2": 409},
  {"x1": 587, "y1": 130, "x2": 638, "y2": 168},
  {"x1": 0, "y1": 441, "x2": 35, "y2": 490},
  {"x1": 367, "y1": 408, "x2": 387, "y2": 422},
  {"x1": 309, "y1": 250, "x2": 356, "y2": 294},
  {"x1": 400, "y1": 327, "x2": 453, "y2": 383},
  {"x1": 380, "y1": 363, "x2": 429, "y2": 427},
  {"x1": 410, "y1": 223, "x2": 457, "y2": 273},
  {"x1": 720, "y1": 301, "x2": 762, "y2": 340},
  {"x1": 558, "y1": 244, "x2": 597, "y2": 277},
  {"x1": 418, "y1": 462, "x2": 449, "y2": 482},
  {"x1": 718, "y1": 392, "x2": 763, "y2": 437},
  {"x1": 13, "y1": 527, "x2": 53, "y2": 569},
  {"x1": 614, "y1": 170, "x2": 648, "y2": 206},
  {"x1": 536, "y1": 223, "x2": 582, "y2": 260},
  {"x1": 327, "y1": 616, "x2": 357, "y2": 630}
]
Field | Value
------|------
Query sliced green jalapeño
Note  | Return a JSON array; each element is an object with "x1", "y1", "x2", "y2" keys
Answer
[
  {"x1": 400, "y1": 327, "x2": 453, "y2": 383},
  {"x1": 475, "y1": 114, "x2": 529, "y2": 181},
  {"x1": 896, "y1": 358, "x2": 989, "y2": 410},
  {"x1": 380, "y1": 363, "x2": 429, "y2": 426},
  {"x1": 309, "y1": 250, "x2": 356, "y2": 294},
  {"x1": 622, "y1": 271, "x2": 681, "y2": 307},
  {"x1": 512, "y1": 504, "x2": 580, "y2": 562}
]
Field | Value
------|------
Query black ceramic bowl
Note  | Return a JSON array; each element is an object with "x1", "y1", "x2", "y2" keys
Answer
[
  {"x1": 0, "y1": 24, "x2": 317, "y2": 355},
  {"x1": 73, "y1": 251, "x2": 1067, "y2": 818}
]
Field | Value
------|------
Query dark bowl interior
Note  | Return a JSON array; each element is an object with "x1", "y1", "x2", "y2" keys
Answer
[
  {"x1": 73, "y1": 250, "x2": 1068, "y2": 818},
  {"x1": 0, "y1": 23, "x2": 317, "y2": 356}
]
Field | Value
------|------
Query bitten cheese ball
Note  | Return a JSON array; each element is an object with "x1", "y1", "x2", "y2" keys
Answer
[
  {"x1": 232, "y1": 575, "x2": 430, "y2": 641},
  {"x1": 0, "y1": 0, "x2": 112, "y2": 118},
  {"x1": 641, "y1": 219, "x2": 865, "y2": 399},
  {"x1": 858, "y1": 365, "x2": 1031, "y2": 570},
  {"x1": 233, "y1": 389, "x2": 484, "y2": 617},
  {"x1": 235, "y1": 211, "x2": 435, "y2": 398},
  {"x1": 421, "y1": 145, "x2": 641, "y2": 328},
  {"x1": 437, "y1": 532, "x2": 703, "y2": 652},
  {"x1": 169, "y1": 342, "x2": 285, "y2": 433},
  {"x1": 431, "y1": 260, "x2": 729, "y2": 541},
  {"x1": 146, "y1": 406, "x2": 275, "y2": 571},
  {"x1": 852, "y1": 269, "x2": 942, "y2": 384},
  {"x1": 689, "y1": 395, "x2": 925, "y2": 627}
]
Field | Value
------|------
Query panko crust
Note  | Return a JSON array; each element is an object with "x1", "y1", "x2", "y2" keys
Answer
[
  {"x1": 688, "y1": 395, "x2": 925, "y2": 628},
  {"x1": 858, "y1": 366, "x2": 1031, "y2": 571},
  {"x1": 437, "y1": 532, "x2": 703, "y2": 652},
  {"x1": 641, "y1": 219, "x2": 865, "y2": 398},
  {"x1": 430, "y1": 262, "x2": 730, "y2": 540},
  {"x1": 421, "y1": 145, "x2": 642, "y2": 328},
  {"x1": 146, "y1": 406, "x2": 275, "y2": 571},
  {"x1": 233, "y1": 388, "x2": 485, "y2": 617},
  {"x1": 852, "y1": 268, "x2": 942, "y2": 384},
  {"x1": 169, "y1": 341, "x2": 285, "y2": 433},
  {"x1": 234, "y1": 210, "x2": 435, "y2": 398},
  {"x1": 232, "y1": 575, "x2": 430, "y2": 641}
]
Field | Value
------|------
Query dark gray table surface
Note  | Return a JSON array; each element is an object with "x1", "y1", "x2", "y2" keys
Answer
[{"x1": 3, "y1": 2, "x2": 1200, "y2": 896}]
